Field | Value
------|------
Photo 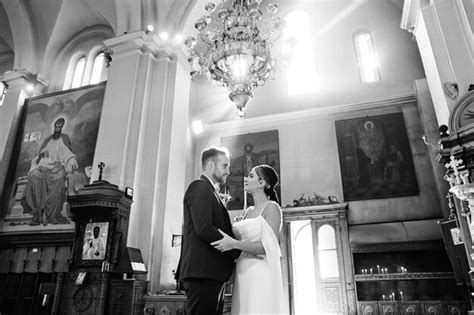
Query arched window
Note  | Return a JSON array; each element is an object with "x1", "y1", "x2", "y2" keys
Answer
[
  {"x1": 70, "y1": 56, "x2": 86, "y2": 89},
  {"x1": 283, "y1": 11, "x2": 317, "y2": 95},
  {"x1": 90, "y1": 52, "x2": 106, "y2": 84},
  {"x1": 291, "y1": 220, "x2": 317, "y2": 314},
  {"x1": 354, "y1": 31, "x2": 380, "y2": 83},
  {"x1": 63, "y1": 48, "x2": 109, "y2": 90},
  {"x1": 318, "y1": 224, "x2": 339, "y2": 278}
]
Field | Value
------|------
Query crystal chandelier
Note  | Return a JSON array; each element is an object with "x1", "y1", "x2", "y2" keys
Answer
[{"x1": 185, "y1": 0, "x2": 285, "y2": 117}]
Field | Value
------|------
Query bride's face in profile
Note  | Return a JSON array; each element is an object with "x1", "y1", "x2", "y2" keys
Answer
[{"x1": 244, "y1": 168, "x2": 262, "y2": 194}]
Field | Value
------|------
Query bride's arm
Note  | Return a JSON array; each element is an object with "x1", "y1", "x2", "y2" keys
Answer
[{"x1": 211, "y1": 204, "x2": 281, "y2": 255}]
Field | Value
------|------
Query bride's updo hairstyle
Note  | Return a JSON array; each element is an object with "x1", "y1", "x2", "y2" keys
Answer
[{"x1": 254, "y1": 165, "x2": 280, "y2": 205}]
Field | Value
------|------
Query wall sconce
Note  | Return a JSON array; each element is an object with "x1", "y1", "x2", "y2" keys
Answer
[
  {"x1": 443, "y1": 82, "x2": 459, "y2": 99},
  {"x1": 125, "y1": 187, "x2": 134, "y2": 200},
  {"x1": 0, "y1": 81, "x2": 8, "y2": 106},
  {"x1": 104, "y1": 51, "x2": 112, "y2": 68},
  {"x1": 171, "y1": 234, "x2": 182, "y2": 247}
]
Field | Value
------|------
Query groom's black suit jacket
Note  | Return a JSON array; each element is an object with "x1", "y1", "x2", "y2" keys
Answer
[{"x1": 177, "y1": 175, "x2": 241, "y2": 283}]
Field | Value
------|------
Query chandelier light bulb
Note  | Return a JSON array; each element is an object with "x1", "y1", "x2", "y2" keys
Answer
[
  {"x1": 236, "y1": 108, "x2": 246, "y2": 118},
  {"x1": 267, "y1": 3, "x2": 278, "y2": 14},
  {"x1": 174, "y1": 34, "x2": 183, "y2": 43},
  {"x1": 217, "y1": 8, "x2": 230, "y2": 20},
  {"x1": 205, "y1": 2, "x2": 216, "y2": 13},
  {"x1": 159, "y1": 32, "x2": 169, "y2": 41},
  {"x1": 185, "y1": 0, "x2": 284, "y2": 117},
  {"x1": 146, "y1": 25, "x2": 154, "y2": 33},
  {"x1": 184, "y1": 37, "x2": 196, "y2": 49}
]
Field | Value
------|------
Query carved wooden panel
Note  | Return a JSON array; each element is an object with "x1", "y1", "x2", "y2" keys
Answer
[
  {"x1": 144, "y1": 294, "x2": 186, "y2": 315},
  {"x1": 358, "y1": 301, "x2": 380, "y2": 315},
  {"x1": 444, "y1": 301, "x2": 467, "y2": 315},
  {"x1": 379, "y1": 301, "x2": 399, "y2": 315},
  {"x1": 323, "y1": 285, "x2": 341, "y2": 313},
  {"x1": 400, "y1": 301, "x2": 421, "y2": 314},
  {"x1": 422, "y1": 301, "x2": 443, "y2": 315}
]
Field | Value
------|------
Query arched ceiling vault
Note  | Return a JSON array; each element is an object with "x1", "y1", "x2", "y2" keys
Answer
[{"x1": 0, "y1": 0, "x2": 198, "y2": 78}]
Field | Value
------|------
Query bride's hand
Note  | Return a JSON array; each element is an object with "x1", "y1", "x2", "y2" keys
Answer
[{"x1": 211, "y1": 229, "x2": 237, "y2": 252}]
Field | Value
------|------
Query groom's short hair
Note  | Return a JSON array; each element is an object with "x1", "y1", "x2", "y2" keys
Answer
[{"x1": 201, "y1": 147, "x2": 229, "y2": 168}]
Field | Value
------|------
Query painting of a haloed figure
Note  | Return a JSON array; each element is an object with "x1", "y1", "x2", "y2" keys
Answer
[
  {"x1": 335, "y1": 113, "x2": 419, "y2": 201},
  {"x1": 0, "y1": 83, "x2": 105, "y2": 229},
  {"x1": 221, "y1": 130, "x2": 280, "y2": 210},
  {"x1": 82, "y1": 222, "x2": 108, "y2": 260}
]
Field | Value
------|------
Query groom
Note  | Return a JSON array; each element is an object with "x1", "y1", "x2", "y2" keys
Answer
[{"x1": 176, "y1": 147, "x2": 242, "y2": 315}]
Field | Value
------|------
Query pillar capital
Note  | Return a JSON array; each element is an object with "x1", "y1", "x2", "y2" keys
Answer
[
  {"x1": 0, "y1": 69, "x2": 48, "y2": 94},
  {"x1": 104, "y1": 31, "x2": 189, "y2": 69},
  {"x1": 400, "y1": 0, "x2": 431, "y2": 32}
]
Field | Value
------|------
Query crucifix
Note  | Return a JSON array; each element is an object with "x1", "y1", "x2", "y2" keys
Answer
[
  {"x1": 445, "y1": 155, "x2": 464, "y2": 185},
  {"x1": 98, "y1": 162, "x2": 105, "y2": 181}
]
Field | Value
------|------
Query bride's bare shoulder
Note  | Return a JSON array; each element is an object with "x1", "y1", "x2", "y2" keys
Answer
[{"x1": 263, "y1": 201, "x2": 281, "y2": 217}]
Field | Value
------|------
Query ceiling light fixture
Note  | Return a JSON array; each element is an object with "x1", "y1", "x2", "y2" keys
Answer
[{"x1": 185, "y1": 0, "x2": 286, "y2": 117}]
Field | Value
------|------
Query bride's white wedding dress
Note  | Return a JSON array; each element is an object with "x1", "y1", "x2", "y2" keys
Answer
[{"x1": 231, "y1": 201, "x2": 287, "y2": 315}]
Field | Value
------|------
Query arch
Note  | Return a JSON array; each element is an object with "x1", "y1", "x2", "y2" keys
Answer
[
  {"x1": 318, "y1": 224, "x2": 336, "y2": 250},
  {"x1": 318, "y1": 223, "x2": 339, "y2": 278},
  {"x1": 48, "y1": 25, "x2": 113, "y2": 92},
  {"x1": 2, "y1": 0, "x2": 38, "y2": 72},
  {"x1": 89, "y1": 51, "x2": 107, "y2": 84},
  {"x1": 63, "y1": 51, "x2": 85, "y2": 89},
  {"x1": 85, "y1": 46, "x2": 106, "y2": 84}
]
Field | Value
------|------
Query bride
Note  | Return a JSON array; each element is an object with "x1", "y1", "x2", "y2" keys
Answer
[{"x1": 211, "y1": 164, "x2": 287, "y2": 314}]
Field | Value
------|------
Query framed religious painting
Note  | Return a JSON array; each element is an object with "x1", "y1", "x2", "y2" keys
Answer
[
  {"x1": 0, "y1": 82, "x2": 106, "y2": 232},
  {"x1": 335, "y1": 112, "x2": 419, "y2": 201},
  {"x1": 82, "y1": 222, "x2": 109, "y2": 260},
  {"x1": 221, "y1": 130, "x2": 280, "y2": 210}
]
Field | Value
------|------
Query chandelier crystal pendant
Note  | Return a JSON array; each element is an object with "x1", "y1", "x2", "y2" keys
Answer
[{"x1": 185, "y1": 0, "x2": 285, "y2": 117}]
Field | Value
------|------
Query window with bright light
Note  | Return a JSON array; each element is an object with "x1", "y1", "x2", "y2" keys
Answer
[
  {"x1": 284, "y1": 11, "x2": 317, "y2": 95},
  {"x1": 63, "y1": 47, "x2": 109, "y2": 90},
  {"x1": 70, "y1": 57, "x2": 86, "y2": 89},
  {"x1": 90, "y1": 52, "x2": 106, "y2": 84},
  {"x1": 318, "y1": 224, "x2": 339, "y2": 278},
  {"x1": 291, "y1": 220, "x2": 317, "y2": 314},
  {"x1": 354, "y1": 32, "x2": 380, "y2": 83}
]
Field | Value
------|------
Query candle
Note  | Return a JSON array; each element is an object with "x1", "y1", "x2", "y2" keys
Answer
[
  {"x1": 377, "y1": 265, "x2": 380, "y2": 273},
  {"x1": 243, "y1": 190, "x2": 247, "y2": 210},
  {"x1": 370, "y1": 268, "x2": 373, "y2": 274},
  {"x1": 382, "y1": 294, "x2": 385, "y2": 301},
  {"x1": 400, "y1": 291, "x2": 403, "y2": 301},
  {"x1": 392, "y1": 292, "x2": 395, "y2": 301}
]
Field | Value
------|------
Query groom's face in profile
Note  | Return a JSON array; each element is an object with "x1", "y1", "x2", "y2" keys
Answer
[{"x1": 212, "y1": 153, "x2": 230, "y2": 184}]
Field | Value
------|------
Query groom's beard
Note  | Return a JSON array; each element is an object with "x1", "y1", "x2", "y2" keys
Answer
[{"x1": 212, "y1": 172, "x2": 228, "y2": 185}]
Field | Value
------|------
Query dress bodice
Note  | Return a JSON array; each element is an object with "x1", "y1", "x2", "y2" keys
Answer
[{"x1": 232, "y1": 216, "x2": 263, "y2": 242}]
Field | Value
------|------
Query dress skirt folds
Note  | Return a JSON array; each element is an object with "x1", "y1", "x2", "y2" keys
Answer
[{"x1": 231, "y1": 202, "x2": 287, "y2": 315}]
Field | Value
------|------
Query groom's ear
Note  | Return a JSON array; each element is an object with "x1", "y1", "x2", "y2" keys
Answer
[{"x1": 208, "y1": 160, "x2": 215, "y2": 171}]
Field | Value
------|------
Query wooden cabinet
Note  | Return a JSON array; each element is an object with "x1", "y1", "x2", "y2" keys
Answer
[
  {"x1": 108, "y1": 279, "x2": 148, "y2": 315},
  {"x1": 353, "y1": 241, "x2": 470, "y2": 314},
  {"x1": 358, "y1": 301, "x2": 468, "y2": 315},
  {"x1": 144, "y1": 294, "x2": 186, "y2": 315}
]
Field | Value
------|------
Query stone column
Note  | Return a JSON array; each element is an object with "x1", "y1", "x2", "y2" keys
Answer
[
  {"x1": 95, "y1": 31, "x2": 191, "y2": 292},
  {"x1": 401, "y1": 0, "x2": 473, "y2": 126},
  {"x1": 0, "y1": 69, "x2": 48, "y2": 196},
  {"x1": 414, "y1": 79, "x2": 450, "y2": 218}
]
